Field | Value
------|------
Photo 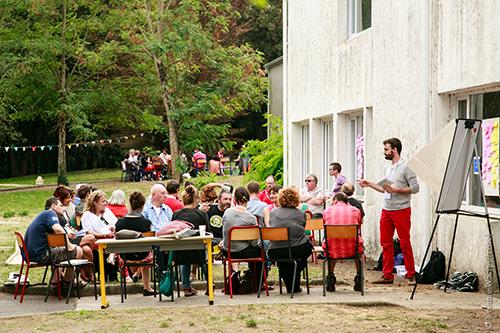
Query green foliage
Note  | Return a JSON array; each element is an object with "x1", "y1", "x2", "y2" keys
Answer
[
  {"x1": 242, "y1": 116, "x2": 283, "y2": 185},
  {"x1": 2, "y1": 211, "x2": 15, "y2": 219},
  {"x1": 189, "y1": 172, "x2": 225, "y2": 190},
  {"x1": 245, "y1": 319, "x2": 258, "y2": 328}
]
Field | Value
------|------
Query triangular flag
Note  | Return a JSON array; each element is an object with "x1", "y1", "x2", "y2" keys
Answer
[
  {"x1": 84, "y1": 144, "x2": 88, "y2": 147},
  {"x1": 140, "y1": 133, "x2": 144, "y2": 137},
  {"x1": 22, "y1": 147, "x2": 26, "y2": 151},
  {"x1": 99, "y1": 140, "x2": 104, "y2": 144},
  {"x1": 31, "y1": 146, "x2": 36, "y2": 152},
  {"x1": 68, "y1": 144, "x2": 72, "y2": 149},
  {"x1": 108, "y1": 139, "x2": 112, "y2": 143},
  {"x1": 91, "y1": 141, "x2": 96, "y2": 144},
  {"x1": 40, "y1": 146, "x2": 45, "y2": 151},
  {"x1": 124, "y1": 136, "x2": 128, "y2": 140},
  {"x1": 48, "y1": 146, "x2": 53, "y2": 150},
  {"x1": 14, "y1": 147, "x2": 18, "y2": 151},
  {"x1": 132, "y1": 135, "x2": 136, "y2": 138},
  {"x1": 75, "y1": 144, "x2": 79, "y2": 148},
  {"x1": 4, "y1": 147, "x2": 9, "y2": 152}
]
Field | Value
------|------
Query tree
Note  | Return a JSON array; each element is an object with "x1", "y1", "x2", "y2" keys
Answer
[
  {"x1": 121, "y1": 0, "x2": 267, "y2": 179},
  {"x1": 0, "y1": 0, "x2": 155, "y2": 181}
]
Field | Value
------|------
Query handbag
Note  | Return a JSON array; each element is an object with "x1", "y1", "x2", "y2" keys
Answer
[{"x1": 159, "y1": 250, "x2": 175, "y2": 296}]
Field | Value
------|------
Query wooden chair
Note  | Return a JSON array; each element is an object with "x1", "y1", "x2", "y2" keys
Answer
[
  {"x1": 223, "y1": 226, "x2": 268, "y2": 298},
  {"x1": 44, "y1": 233, "x2": 97, "y2": 304},
  {"x1": 323, "y1": 224, "x2": 364, "y2": 296},
  {"x1": 259, "y1": 226, "x2": 309, "y2": 298},
  {"x1": 118, "y1": 231, "x2": 157, "y2": 303},
  {"x1": 305, "y1": 217, "x2": 324, "y2": 264},
  {"x1": 13, "y1": 232, "x2": 50, "y2": 303}
]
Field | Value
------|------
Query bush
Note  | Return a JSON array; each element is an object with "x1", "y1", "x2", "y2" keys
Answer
[
  {"x1": 3, "y1": 211, "x2": 15, "y2": 218},
  {"x1": 189, "y1": 172, "x2": 224, "y2": 189},
  {"x1": 241, "y1": 115, "x2": 283, "y2": 186},
  {"x1": 18, "y1": 210, "x2": 29, "y2": 216}
]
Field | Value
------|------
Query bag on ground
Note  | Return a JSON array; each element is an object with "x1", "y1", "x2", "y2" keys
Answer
[{"x1": 416, "y1": 250, "x2": 445, "y2": 284}]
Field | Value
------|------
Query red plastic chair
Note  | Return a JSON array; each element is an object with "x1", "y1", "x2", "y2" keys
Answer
[
  {"x1": 222, "y1": 225, "x2": 268, "y2": 298},
  {"x1": 13, "y1": 232, "x2": 49, "y2": 303}
]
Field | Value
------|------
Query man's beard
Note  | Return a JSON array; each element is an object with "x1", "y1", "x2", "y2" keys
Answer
[
  {"x1": 220, "y1": 202, "x2": 231, "y2": 210},
  {"x1": 384, "y1": 153, "x2": 393, "y2": 160}
]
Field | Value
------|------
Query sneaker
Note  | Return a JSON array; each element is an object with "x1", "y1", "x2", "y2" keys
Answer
[
  {"x1": 354, "y1": 275, "x2": 362, "y2": 291},
  {"x1": 372, "y1": 276, "x2": 393, "y2": 284},
  {"x1": 184, "y1": 288, "x2": 198, "y2": 297}
]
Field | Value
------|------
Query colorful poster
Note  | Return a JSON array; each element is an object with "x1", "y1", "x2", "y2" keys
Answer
[{"x1": 481, "y1": 118, "x2": 499, "y2": 196}]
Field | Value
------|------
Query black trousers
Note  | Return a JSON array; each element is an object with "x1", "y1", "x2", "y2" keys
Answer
[
  {"x1": 222, "y1": 246, "x2": 263, "y2": 274},
  {"x1": 268, "y1": 242, "x2": 312, "y2": 293}
]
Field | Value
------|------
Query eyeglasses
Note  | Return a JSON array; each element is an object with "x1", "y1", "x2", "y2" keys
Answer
[{"x1": 305, "y1": 179, "x2": 314, "y2": 183}]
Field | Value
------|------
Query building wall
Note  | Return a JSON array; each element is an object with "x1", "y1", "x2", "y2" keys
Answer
[
  {"x1": 284, "y1": 0, "x2": 500, "y2": 283},
  {"x1": 265, "y1": 58, "x2": 284, "y2": 135}
]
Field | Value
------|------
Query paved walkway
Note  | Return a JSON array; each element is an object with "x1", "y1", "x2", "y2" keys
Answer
[{"x1": 1, "y1": 283, "x2": 499, "y2": 318}]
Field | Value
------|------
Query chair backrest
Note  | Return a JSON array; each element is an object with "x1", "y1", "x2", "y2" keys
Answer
[
  {"x1": 305, "y1": 218, "x2": 323, "y2": 231},
  {"x1": 323, "y1": 224, "x2": 359, "y2": 259},
  {"x1": 47, "y1": 233, "x2": 67, "y2": 248},
  {"x1": 259, "y1": 226, "x2": 290, "y2": 241},
  {"x1": 304, "y1": 210, "x2": 313, "y2": 220},
  {"x1": 14, "y1": 232, "x2": 29, "y2": 264},
  {"x1": 228, "y1": 226, "x2": 260, "y2": 241}
]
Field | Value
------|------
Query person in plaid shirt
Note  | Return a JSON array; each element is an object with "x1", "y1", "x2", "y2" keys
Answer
[{"x1": 322, "y1": 192, "x2": 363, "y2": 292}]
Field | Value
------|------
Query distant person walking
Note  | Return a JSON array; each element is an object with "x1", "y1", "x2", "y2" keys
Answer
[{"x1": 358, "y1": 137, "x2": 419, "y2": 284}]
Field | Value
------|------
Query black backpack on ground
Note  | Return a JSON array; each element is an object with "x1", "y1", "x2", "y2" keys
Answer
[{"x1": 416, "y1": 250, "x2": 445, "y2": 284}]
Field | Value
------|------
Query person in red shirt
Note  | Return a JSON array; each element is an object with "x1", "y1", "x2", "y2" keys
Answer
[
  {"x1": 258, "y1": 175, "x2": 275, "y2": 205},
  {"x1": 107, "y1": 189, "x2": 129, "y2": 218},
  {"x1": 322, "y1": 192, "x2": 363, "y2": 292},
  {"x1": 163, "y1": 180, "x2": 184, "y2": 212}
]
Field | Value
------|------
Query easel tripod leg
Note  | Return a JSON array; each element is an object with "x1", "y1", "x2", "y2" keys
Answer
[
  {"x1": 411, "y1": 214, "x2": 441, "y2": 300},
  {"x1": 444, "y1": 214, "x2": 460, "y2": 292}
]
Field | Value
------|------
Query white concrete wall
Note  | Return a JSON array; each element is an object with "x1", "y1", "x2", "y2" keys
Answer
[{"x1": 284, "y1": 0, "x2": 500, "y2": 284}]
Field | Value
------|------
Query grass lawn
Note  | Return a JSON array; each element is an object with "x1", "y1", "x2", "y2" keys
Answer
[{"x1": 0, "y1": 169, "x2": 122, "y2": 188}]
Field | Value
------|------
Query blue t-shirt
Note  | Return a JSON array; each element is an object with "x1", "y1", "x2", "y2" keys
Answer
[
  {"x1": 25, "y1": 210, "x2": 59, "y2": 262},
  {"x1": 247, "y1": 198, "x2": 268, "y2": 225}
]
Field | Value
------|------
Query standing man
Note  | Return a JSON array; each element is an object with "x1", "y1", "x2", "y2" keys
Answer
[
  {"x1": 258, "y1": 175, "x2": 275, "y2": 205},
  {"x1": 358, "y1": 137, "x2": 419, "y2": 284},
  {"x1": 329, "y1": 162, "x2": 347, "y2": 195},
  {"x1": 143, "y1": 183, "x2": 173, "y2": 232}
]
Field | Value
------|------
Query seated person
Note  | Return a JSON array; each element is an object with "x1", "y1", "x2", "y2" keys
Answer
[
  {"x1": 208, "y1": 189, "x2": 232, "y2": 246},
  {"x1": 25, "y1": 198, "x2": 89, "y2": 285},
  {"x1": 107, "y1": 189, "x2": 128, "y2": 218},
  {"x1": 208, "y1": 155, "x2": 221, "y2": 175},
  {"x1": 267, "y1": 184, "x2": 282, "y2": 211},
  {"x1": 171, "y1": 185, "x2": 210, "y2": 297},
  {"x1": 322, "y1": 192, "x2": 363, "y2": 292},
  {"x1": 246, "y1": 181, "x2": 270, "y2": 226},
  {"x1": 221, "y1": 187, "x2": 262, "y2": 291},
  {"x1": 163, "y1": 180, "x2": 184, "y2": 213},
  {"x1": 299, "y1": 174, "x2": 325, "y2": 218},
  {"x1": 268, "y1": 187, "x2": 312, "y2": 294},
  {"x1": 115, "y1": 192, "x2": 155, "y2": 296},
  {"x1": 192, "y1": 148, "x2": 207, "y2": 172}
]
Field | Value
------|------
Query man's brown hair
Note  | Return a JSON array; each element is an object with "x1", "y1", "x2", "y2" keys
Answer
[
  {"x1": 383, "y1": 137, "x2": 402, "y2": 154},
  {"x1": 246, "y1": 181, "x2": 260, "y2": 194}
]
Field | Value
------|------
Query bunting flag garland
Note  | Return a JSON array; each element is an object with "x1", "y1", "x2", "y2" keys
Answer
[{"x1": 0, "y1": 133, "x2": 146, "y2": 153}]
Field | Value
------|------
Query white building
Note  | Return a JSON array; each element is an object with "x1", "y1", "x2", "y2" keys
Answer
[{"x1": 283, "y1": 0, "x2": 500, "y2": 284}]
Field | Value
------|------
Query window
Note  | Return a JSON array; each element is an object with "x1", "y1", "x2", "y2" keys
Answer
[
  {"x1": 322, "y1": 120, "x2": 334, "y2": 191},
  {"x1": 348, "y1": 114, "x2": 364, "y2": 196},
  {"x1": 348, "y1": 0, "x2": 372, "y2": 37},
  {"x1": 459, "y1": 92, "x2": 500, "y2": 210},
  {"x1": 301, "y1": 125, "x2": 310, "y2": 181}
]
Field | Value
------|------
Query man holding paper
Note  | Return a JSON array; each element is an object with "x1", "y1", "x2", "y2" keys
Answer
[{"x1": 358, "y1": 137, "x2": 420, "y2": 284}]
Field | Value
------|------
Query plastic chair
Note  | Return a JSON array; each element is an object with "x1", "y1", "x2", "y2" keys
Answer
[
  {"x1": 223, "y1": 225, "x2": 268, "y2": 298},
  {"x1": 118, "y1": 231, "x2": 157, "y2": 303},
  {"x1": 13, "y1": 232, "x2": 50, "y2": 303},
  {"x1": 322, "y1": 224, "x2": 364, "y2": 296},
  {"x1": 44, "y1": 233, "x2": 97, "y2": 304},
  {"x1": 305, "y1": 216, "x2": 324, "y2": 264},
  {"x1": 259, "y1": 226, "x2": 309, "y2": 298}
]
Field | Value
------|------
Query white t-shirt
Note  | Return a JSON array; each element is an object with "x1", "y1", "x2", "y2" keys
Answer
[{"x1": 81, "y1": 208, "x2": 117, "y2": 235}]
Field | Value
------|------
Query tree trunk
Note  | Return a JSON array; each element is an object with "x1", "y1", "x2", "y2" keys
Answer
[
  {"x1": 58, "y1": 0, "x2": 67, "y2": 179},
  {"x1": 153, "y1": 57, "x2": 181, "y2": 180},
  {"x1": 57, "y1": 112, "x2": 67, "y2": 179}
]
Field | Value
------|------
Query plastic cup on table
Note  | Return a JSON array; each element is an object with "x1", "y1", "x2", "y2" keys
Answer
[{"x1": 199, "y1": 225, "x2": 206, "y2": 236}]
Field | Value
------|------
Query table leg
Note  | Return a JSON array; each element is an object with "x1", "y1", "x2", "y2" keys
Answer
[
  {"x1": 98, "y1": 244, "x2": 109, "y2": 309},
  {"x1": 205, "y1": 240, "x2": 214, "y2": 305}
]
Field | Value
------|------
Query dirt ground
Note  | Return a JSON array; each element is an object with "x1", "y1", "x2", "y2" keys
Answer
[{"x1": 0, "y1": 303, "x2": 497, "y2": 333}]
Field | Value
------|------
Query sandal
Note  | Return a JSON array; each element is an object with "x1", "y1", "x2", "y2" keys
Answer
[{"x1": 184, "y1": 288, "x2": 198, "y2": 297}]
